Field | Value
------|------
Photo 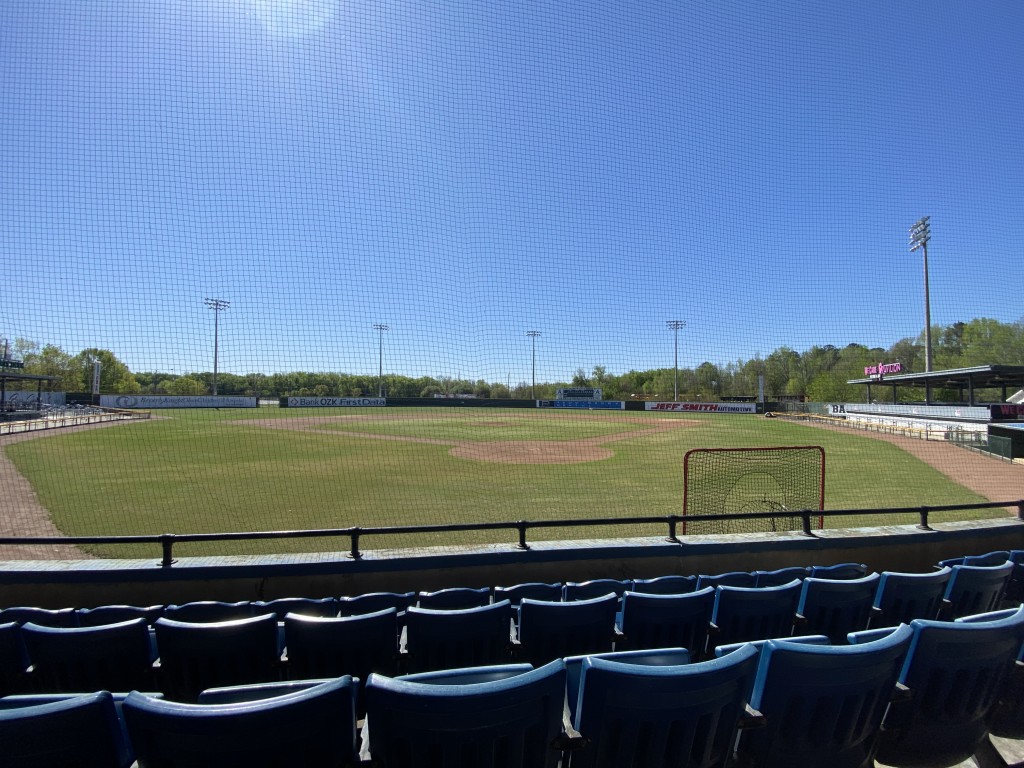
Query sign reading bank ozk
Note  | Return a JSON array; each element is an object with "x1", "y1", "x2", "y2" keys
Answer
[{"x1": 286, "y1": 397, "x2": 386, "y2": 407}]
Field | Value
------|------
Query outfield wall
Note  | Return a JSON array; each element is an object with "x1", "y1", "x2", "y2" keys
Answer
[{"x1": 1, "y1": 519, "x2": 1021, "y2": 608}]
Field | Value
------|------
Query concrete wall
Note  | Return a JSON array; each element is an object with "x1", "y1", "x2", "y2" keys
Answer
[{"x1": 2, "y1": 518, "x2": 1022, "y2": 608}]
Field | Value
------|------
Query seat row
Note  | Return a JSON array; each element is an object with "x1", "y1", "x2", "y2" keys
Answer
[
  {"x1": 3, "y1": 605, "x2": 1023, "y2": 768},
  {"x1": 1, "y1": 559, "x2": 1016, "y2": 703}
]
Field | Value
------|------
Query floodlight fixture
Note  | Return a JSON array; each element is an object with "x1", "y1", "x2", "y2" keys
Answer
[
  {"x1": 667, "y1": 320, "x2": 686, "y2": 402},
  {"x1": 908, "y1": 217, "x2": 933, "y2": 372},
  {"x1": 373, "y1": 323, "x2": 389, "y2": 397},
  {"x1": 204, "y1": 298, "x2": 230, "y2": 395}
]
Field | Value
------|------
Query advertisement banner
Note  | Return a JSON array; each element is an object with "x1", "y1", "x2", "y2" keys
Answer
[
  {"x1": 645, "y1": 402, "x2": 756, "y2": 413},
  {"x1": 538, "y1": 400, "x2": 624, "y2": 410},
  {"x1": 285, "y1": 397, "x2": 386, "y2": 408},
  {"x1": 991, "y1": 404, "x2": 1024, "y2": 421},
  {"x1": 101, "y1": 395, "x2": 257, "y2": 409}
]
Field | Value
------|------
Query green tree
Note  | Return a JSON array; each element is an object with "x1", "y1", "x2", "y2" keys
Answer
[{"x1": 73, "y1": 349, "x2": 141, "y2": 394}]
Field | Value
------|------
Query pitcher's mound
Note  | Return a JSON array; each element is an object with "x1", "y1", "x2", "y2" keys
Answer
[{"x1": 450, "y1": 441, "x2": 613, "y2": 464}]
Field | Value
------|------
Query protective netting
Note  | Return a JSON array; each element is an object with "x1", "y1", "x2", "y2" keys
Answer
[{"x1": 1, "y1": 3, "x2": 1020, "y2": 558}]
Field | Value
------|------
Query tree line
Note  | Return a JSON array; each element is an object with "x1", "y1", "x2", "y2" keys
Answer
[{"x1": 7, "y1": 317, "x2": 1024, "y2": 402}]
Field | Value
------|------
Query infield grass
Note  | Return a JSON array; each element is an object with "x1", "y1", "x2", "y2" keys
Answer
[{"x1": 3, "y1": 407, "x2": 997, "y2": 558}]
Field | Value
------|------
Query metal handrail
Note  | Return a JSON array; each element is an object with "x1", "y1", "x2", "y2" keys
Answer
[{"x1": 0, "y1": 499, "x2": 1021, "y2": 568}]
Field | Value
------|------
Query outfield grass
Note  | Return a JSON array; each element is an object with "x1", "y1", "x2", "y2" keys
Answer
[{"x1": 4, "y1": 407, "x2": 994, "y2": 558}]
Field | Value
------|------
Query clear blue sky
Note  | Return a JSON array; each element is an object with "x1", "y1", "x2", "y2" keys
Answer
[{"x1": 2, "y1": 1, "x2": 1022, "y2": 383}]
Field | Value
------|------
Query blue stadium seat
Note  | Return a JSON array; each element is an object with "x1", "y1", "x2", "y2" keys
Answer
[
  {"x1": 0, "y1": 622, "x2": 30, "y2": 696},
  {"x1": 697, "y1": 571, "x2": 757, "y2": 589},
  {"x1": 162, "y1": 600, "x2": 254, "y2": 623},
  {"x1": 956, "y1": 608, "x2": 1024, "y2": 739},
  {"x1": 736, "y1": 624, "x2": 913, "y2": 768},
  {"x1": 563, "y1": 646, "x2": 691, "y2": 722},
  {"x1": 493, "y1": 582, "x2": 564, "y2": 606},
  {"x1": 794, "y1": 573, "x2": 879, "y2": 643},
  {"x1": 938, "y1": 550, "x2": 1010, "y2": 569},
  {"x1": 124, "y1": 677, "x2": 358, "y2": 767},
  {"x1": 562, "y1": 579, "x2": 630, "y2": 602},
  {"x1": 284, "y1": 608, "x2": 399, "y2": 686},
  {"x1": 753, "y1": 566, "x2": 810, "y2": 587},
  {"x1": 1005, "y1": 549, "x2": 1024, "y2": 602},
  {"x1": 629, "y1": 574, "x2": 698, "y2": 594},
  {"x1": 416, "y1": 586, "x2": 491, "y2": 610},
  {"x1": 0, "y1": 607, "x2": 78, "y2": 627},
  {"x1": 852, "y1": 607, "x2": 1024, "y2": 767},
  {"x1": 252, "y1": 597, "x2": 337, "y2": 619},
  {"x1": 403, "y1": 600, "x2": 512, "y2": 673},
  {"x1": 398, "y1": 663, "x2": 535, "y2": 685},
  {"x1": 807, "y1": 562, "x2": 868, "y2": 580},
  {"x1": 570, "y1": 645, "x2": 758, "y2": 768},
  {"x1": 942, "y1": 561, "x2": 1014, "y2": 619},
  {"x1": 154, "y1": 614, "x2": 282, "y2": 702},
  {"x1": 337, "y1": 591, "x2": 415, "y2": 617},
  {"x1": 22, "y1": 618, "x2": 156, "y2": 694},
  {"x1": 712, "y1": 634, "x2": 831, "y2": 659},
  {"x1": 197, "y1": 678, "x2": 335, "y2": 704},
  {"x1": 364, "y1": 659, "x2": 567, "y2": 768},
  {"x1": 708, "y1": 580, "x2": 801, "y2": 654},
  {"x1": 517, "y1": 594, "x2": 618, "y2": 667},
  {"x1": 870, "y1": 567, "x2": 951, "y2": 627},
  {"x1": 0, "y1": 690, "x2": 133, "y2": 768},
  {"x1": 76, "y1": 604, "x2": 165, "y2": 626},
  {"x1": 617, "y1": 587, "x2": 714, "y2": 657}
]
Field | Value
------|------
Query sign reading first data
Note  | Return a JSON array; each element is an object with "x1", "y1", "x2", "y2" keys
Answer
[{"x1": 285, "y1": 397, "x2": 386, "y2": 407}]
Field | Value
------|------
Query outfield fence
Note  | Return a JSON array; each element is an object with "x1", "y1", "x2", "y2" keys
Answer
[{"x1": 0, "y1": 499, "x2": 1020, "y2": 566}]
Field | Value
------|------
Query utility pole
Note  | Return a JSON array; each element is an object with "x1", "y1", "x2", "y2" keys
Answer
[
  {"x1": 204, "y1": 298, "x2": 229, "y2": 395},
  {"x1": 909, "y1": 217, "x2": 933, "y2": 372},
  {"x1": 666, "y1": 320, "x2": 686, "y2": 402},
  {"x1": 526, "y1": 331, "x2": 541, "y2": 399},
  {"x1": 373, "y1": 323, "x2": 389, "y2": 397}
]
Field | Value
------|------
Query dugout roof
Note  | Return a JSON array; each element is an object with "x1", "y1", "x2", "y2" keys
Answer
[{"x1": 847, "y1": 365, "x2": 1024, "y2": 406}]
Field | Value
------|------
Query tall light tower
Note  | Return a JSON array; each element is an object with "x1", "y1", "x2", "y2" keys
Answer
[
  {"x1": 372, "y1": 323, "x2": 389, "y2": 397},
  {"x1": 666, "y1": 320, "x2": 686, "y2": 402},
  {"x1": 526, "y1": 331, "x2": 541, "y2": 399},
  {"x1": 204, "y1": 298, "x2": 230, "y2": 395},
  {"x1": 909, "y1": 217, "x2": 933, "y2": 372}
]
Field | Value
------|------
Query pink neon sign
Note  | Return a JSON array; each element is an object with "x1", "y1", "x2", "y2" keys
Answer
[{"x1": 864, "y1": 362, "x2": 902, "y2": 377}]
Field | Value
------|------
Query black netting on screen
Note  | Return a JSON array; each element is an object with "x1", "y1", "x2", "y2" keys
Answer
[{"x1": 1, "y1": 3, "x2": 1020, "y2": 559}]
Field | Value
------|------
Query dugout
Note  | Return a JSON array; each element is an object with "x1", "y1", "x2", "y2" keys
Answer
[
  {"x1": 847, "y1": 364, "x2": 1024, "y2": 406},
  {"x1": 0, "y1": 369, "x2": 57, "y2": 417}
]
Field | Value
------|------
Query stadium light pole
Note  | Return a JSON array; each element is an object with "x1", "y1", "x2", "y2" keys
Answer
[
  {"x1": 909, "y1": 217, "x2": 933, "y2": 372},
  {"x1": 667, "y1": 320, "x2": 686, "y2": 401},
  {"x1": 204, "y1": 298, "x2": 229, "y2": 395},
  {"x1": 373, "y1": 323, "x2": 389, "y2": 397},
  {"x1": 527, "y1": 331, "x2": 541, "y2": 399}
]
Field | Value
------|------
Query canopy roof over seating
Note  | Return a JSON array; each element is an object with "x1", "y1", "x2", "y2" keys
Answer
[
  {"x1": 0, "y1": 369, "x2": 58, "y2": 408},
  {"x1": 847, "y1": 365, "x2": 1024, "y2": 406}
]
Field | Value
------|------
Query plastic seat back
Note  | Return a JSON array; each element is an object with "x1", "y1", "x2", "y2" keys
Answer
[
  {"x1": 517, "y1": 594, "x2": 618, "y2": 667},
  {"x1": 943, "y1": 550, "x2": 1011, "y2": 568},
  {"x1": 124, "y1": 677, "x2": 358, "y2": 767},
  {"x1": 0, "y1": 622, "x2": 30, "y2": 696},
  {"x1": 618, "y1": 587, "x2": 714, "y2": 657},
  {"x1": 0, "y1": 607, "x2": 78, "y2": 628},
  {"x1": 1005, "y1": 550, "x2": 1024, "y2": 602},
  {"x1": 754, "y1": 566, "x2": 810, "y2": 587},
  {"x1": 163, "y1": 600, "x2": 254, "y2": 623},
  {"x1": 399, "y1": 663, "x2": 534, "y2": 685},
  {"x1": 154, "y1": 614, "x2": 281, "y2": 702},
  {"x1": 697, "y1": 571, "x2": 757, "y2": 589},
  {"x1": 563, "y1": 579, "x2": 630, "y2": 602},
  {"x1": 404, "y1": 600, "x2": 512, "y2": 673},
  {"x1": 364, "y1": 660, "x2": 567, "y2": 768},
  {"x1": 872, "y1": 567, "x2": 951, "y2": 626},
  {"x1": 77, "y1": 605, "x2": 164, "y2": 626},
  {"x1": 873, "y1": 606, "x2": 1024, "y2": 767},
  {"x1": 571, "y1": 645, "x2": 758, "y2": 768},
  {"x1": 252, "y1": 597, "x2": 336, "y2": 620},
  {"x1": 563, "y1": 646, "x2": 691, "y2": 721},
  {"x1": 956, "y1": 608, "x2": 1024, "y2": 738},
  {"x1": 738, "y1": 624, "x2": 913, "y2": 768},
  {"x1": 494, "y1": 582, "x2": 563, "y2": 605},
  {"x1": 796, "y1": 573, "x2": 879, "y2": 643},
  {"x1": 417, "y1": 586, "x2": 491, "y2": 610},
  {"x1": 808, "y1": 562, "x2": 869, "y2": 580},
  {"x1": 285, "y1": 608, "x2": 399, "y2": 682},
  {"x1": 0, "y1": 690, "x2": 132, "y2": 768},
  {"x1": 336, "y1": 591, "x2": 415, "y2": 617},
  {"x1": 23, "y1": 618, "x2": 156, "y2": 693},
  {"x1": 943, "y1": 561, "x2": 1013, "y2": 618},
  {"x1": 709, "y1": 580, "x2": 801, "y2": 653},
  {"x1": 629, "y1": 575, "x2": 698, "y2": 594}
]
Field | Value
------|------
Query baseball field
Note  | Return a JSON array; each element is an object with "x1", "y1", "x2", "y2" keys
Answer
[{"x1": 0, "y1": 407, "x2": 1009, "y2": 559}]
